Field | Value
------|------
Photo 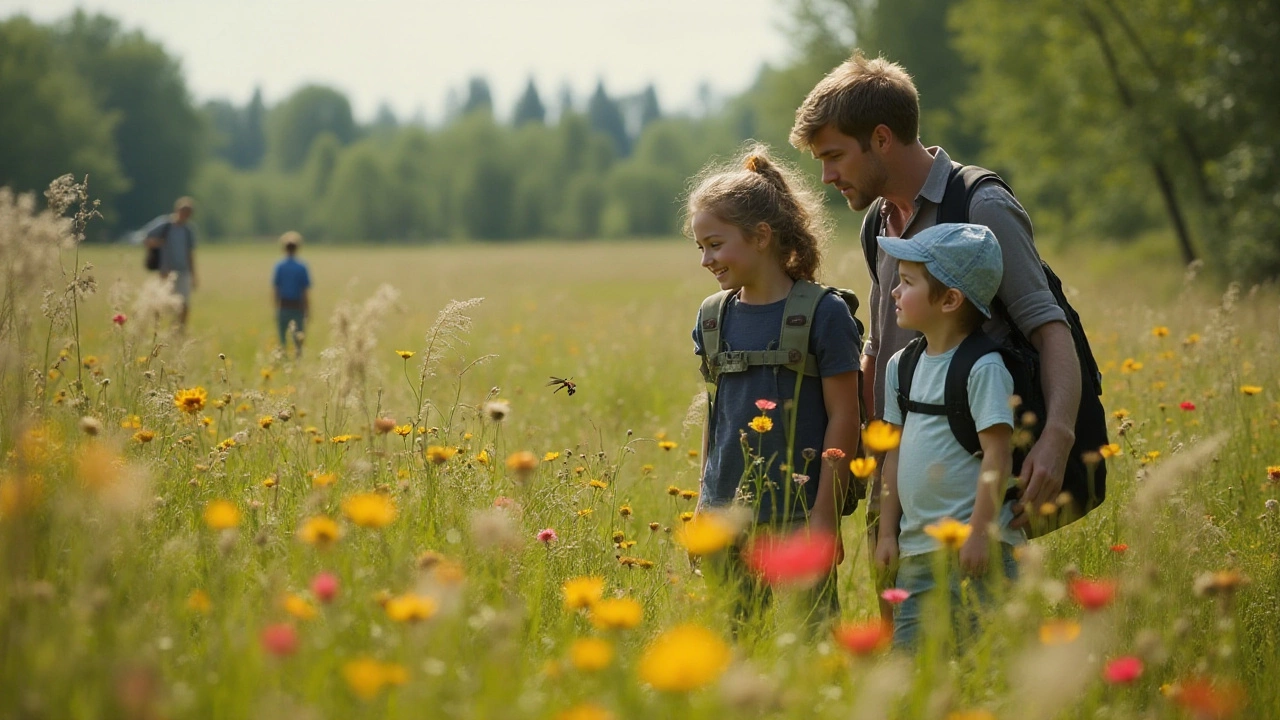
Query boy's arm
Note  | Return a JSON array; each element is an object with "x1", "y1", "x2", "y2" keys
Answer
[
  {"x1": 874, "y1": 443, "x2": 901, "y2": 568},
  {"x1": 813, "y1": 370, "x2": 861, "y2": 562},
  {"x1": 960, "y1": 424, "x2": 1013, "y2": 574}
]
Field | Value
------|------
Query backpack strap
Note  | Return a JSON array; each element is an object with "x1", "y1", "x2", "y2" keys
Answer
[
  {"x1": 776, "y1": 279, "x2": 828, "y2": 378},
  {"x1": 860, "y1": 198, "x2": 886, "y2": 286},
  {"x1": 697, "y1": 289, "x2": 734, "y2": 384},
  {"x1": 895, "y1": 330, "x2": 1001, "y2": 459},
  {"x1": 937, "y1": 162, "x2": 1012, "y2": 225}
]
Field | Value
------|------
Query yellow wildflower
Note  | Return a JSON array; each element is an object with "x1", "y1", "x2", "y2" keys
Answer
[
  {"x1": 638, "y1": 624, "x2": 731, "y2": 692},
  {"x1": 658, "y1": 440, "x2": 678, "y2": 451},
  {"x1": 133, "y1": 430, "x2": 155, "y2": 443},
  {"x1": 342, "y1": 657, "x2": 406, "y2": 700},
  {"x1": 262, "y1": 475, "x2": 277, "y2": 488},
  {"x1": 748, "y1": 415, "x2": 773, "y2": 433},
  {"x1": 395, "y1": 350, "x2": 415, "y2": 359},
  {"x1": 556, "y1": 704, "x2": 615, "y2": 720},
  {"x1": 568, "y1": 637, "x2": 614, "y2": 672},
  {"x1": 1099, "y1": 443, "x2": 1122, "y2": 459},
  {"x1": 1241, "y1": 385, "x2": 1263, "y2": 396},
  {"x1": 675, "y1": 512, "x2": 737, "y2": 555},
  {"x1": 174, "y1": 387, "x2": 208, "y2": 414},
  {"x1": 284, "y1": 593, "x2": 318, "y2": 620},
  {"x1": 341, "y1": 493, "x2": 397, "y2": 528},
  {"x1": 393, "y1": 424, "x2": 413, "y2": 437},
  {"x1": 562, "y1": 576, "x2": 605, "y2": 610},
  {"x1": 258, "y1": 416, "x2": 274, "y2": 429},
  {"x1": 849, "y1": 456, "x2": 877, "y2": 478},
  {"x1": 1039, "y1": 619, "x2": 1082, "y2": 645},
  {"x1": 311, "y1": 472, "x2": 337, "y2": 488},
  {"x1": 618, "y1": 504, "x2": 633, "y2": 518},
  {"x1": 473, "y1": 450, "x2": 489, "y2": 465},
  {"x1": 426, "y1": 445, "x2": 459, "y2": 464},
  {"x1": 924, "y1": 517, "x2": 971, "y2": 549},
  {"x1": 384, "y1": 594, "x2": 438, "y2": 623},
  {"x1": 589, "y1": 479, "x2": 608, "y2": 490},
  {"x1": 203, "y1": 500, "x2": 240, "y2": 530},
  {"x1": 544, "y1": 451, "x2": 561, "y2": 462},
  {"x1": 186, "y1": 589, "x2": 212, "y2": 614},
  {"x1": 506, "y1": 451, "x2": 539, "y2": 473},
  {"x1": 298, "y1": 516, "x2": 342, "y2": 547},
  {"x1": 1151, "y1": 326, "x2": 1169, "y2": 338},
  {"x1": 862, "y1": 420, "x2": 902, "y2": 453}
]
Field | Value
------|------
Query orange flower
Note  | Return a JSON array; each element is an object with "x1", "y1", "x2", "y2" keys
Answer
[
  {"x1": 1069, "y1": 577, "x2": 1117, "y2": 611},
  {"x1": 832, "y1": 620, "x2": 891, "y2": 656}
]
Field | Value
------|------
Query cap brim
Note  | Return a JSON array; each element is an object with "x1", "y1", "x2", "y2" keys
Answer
[{"x1": 876, "y1": 235, "x2": 931, "y2": 263}]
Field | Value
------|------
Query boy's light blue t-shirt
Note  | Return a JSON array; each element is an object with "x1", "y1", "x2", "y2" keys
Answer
[{"x1": 883, "y1": 344, "x2": 1024, "y2": 557}]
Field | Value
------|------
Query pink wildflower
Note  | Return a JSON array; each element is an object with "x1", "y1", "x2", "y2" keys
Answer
[
  {"x1": 1103, "y1": 656, "x2": 1144, "y2": 684},
  {"x1": 112, "y1": 313, "x2": 127, "y2": 326},
  {"x1": 880, "y1": 588, "x2": 910, "y2": 604},
  {"x1": 310, "y1": 572, "x2": 339, "y2": 603},
  {"x1": 537, "y1": 528, "x2": 558, "y2": 544},
  {"x1": 260, "y1": 623, "x2": 299, "y2": 656},
  {"x1": 821, "y1": 448, "x2": 846, "y2": 461},
  {"x1": 755, "y1": 399, "x2": 777, "y2": 411}
]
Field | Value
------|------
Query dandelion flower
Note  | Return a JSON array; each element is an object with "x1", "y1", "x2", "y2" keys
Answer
[
  {"x1": 637, "y1": 624, "x2": 730, "y2": 692},
  {"x1": 924, "y1": 518, "x2": 971, "y2": 550},
  {"x1": 395, "y1": 350, "x2": 415, "y2": 359},
  {"x1": 385, "y1": 593, "x2": 438, "y2": 623},
  {"x1": 393, "y1": 424, "x2": 412, "y2": 437},
  {"x1": 1241, "y1": 385, "x2": 1263, "y2": 396},
  {"x1": 258, "y1": 416, "x2": 274, "y2": 429},
  {"x1": 675, "y1": 513, "x2": 738, "y2": 555},
  {"x1": 1120, "y1": 358, "x2": 1143, "y2": 373},
  {"x1": 862, "y1": 420, "x2": 901, "y2": 453},
  {"x1": 556, "y1": 704, "x2": 615, "y2": 720},
  {"x1": 569, "y1": 637, "x2": 614, "y2": 672},
  {"x1": 658, "y1": 440, "x2": 678, "y2": 451},
  {"x1": 589, "y1": 597, "x2": 643, "y2": 630},
  {"x1": 562, "y1": 576, "x2": 605, "y2": 610},
  {"x1": 748, "y1": 415, "x2": 773, "y2": 433},
  {"x1": 298, "y1": 516, "x2": 342, "y2": 547},
  {"x1": 311, "y1": 472, "x2": 337, "y2": 488},
  {"x1": 589, "y1": 479, "x2": 608, "y2": 490},
  {"x1": 618, "y1": 504, "x2": 632, "y2": 518},
  {"x1": 203, "y1": 500, "x2": 240, "y2": 530},
  {"x1": 679, "y1": 489, "x2": 698, "y2": 500},
  {"x1": 544, "y1": 451, "x2": 561, "y2": 462},
  {"x1": 1099, "y1": 443, "x2": 1122, "y2": 459},
  {"x1": 174, "y1": 387, "x2": 208, "y2": 414},
  {"x1": 341, "y1": 493, "x2": 397, "y2": 528},
  {"x1": 1151, "y1": 326, "x2": 1169, "y2": 337},
  {"x1": 426, "y1": 445, "x2": 459, "y2": 464},
  {"x1": 849, "y1": 457, "x2": 877, "y2": 478}
]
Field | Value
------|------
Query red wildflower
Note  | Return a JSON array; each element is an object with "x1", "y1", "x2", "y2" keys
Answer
[
  {"x1": 1069, "y1": 577, "x2": 1117, "y2": 611},
  {"x1": 832, "y1": 620, "x2": 892, "y2": 656},
  {"x1": 1173, "y1": 677, "x2": 1245, "y2": 719},
  {"x1": 310, "y1": 572, "x2": 339, "y2": 603},
  {"x1": 260, "y1": 623, "x2": 299, "y2": 656},
  {"x1": 1110, "y1": 543, "x2": 1129, "y2": 554},
  {"x1": 743, "y1": 531, "x2": 838, "y2": 587},
  {"x1": 112, "y1": 313, "x2": 127, "y2": 326},
  {"x1": 1180, "y1": 401, "x2": 1196, "y2": 411},
  {"x1": 1102, "y1": 656, "x2": 1143, "y2": 684},
  {"x1": 880, "y1": 588, "x2": 910, "y2": 604},
  {"x1": 537, "y1": 528, "x2": 558, "y2": 544}
]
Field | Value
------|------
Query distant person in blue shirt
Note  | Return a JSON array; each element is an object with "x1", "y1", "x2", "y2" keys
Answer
[
  {"x1": 143, "y1": 196, "x2": 198, "y2": 328},
  {"x1": 272, "y1": 231, "x2": 311, "y2": 358}
]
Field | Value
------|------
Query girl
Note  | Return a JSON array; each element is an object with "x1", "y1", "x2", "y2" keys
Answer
[{"x1": 687, "y1": 144, "x2": 862, "y2": 598}]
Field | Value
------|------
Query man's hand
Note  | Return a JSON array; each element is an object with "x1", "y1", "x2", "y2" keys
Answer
[
  {"x1": 958, "y1": 529, "x2": 989, "y2": 576},
  {"x1": 1011, "y1": 423, "x2": 1072, "y2": 527}
]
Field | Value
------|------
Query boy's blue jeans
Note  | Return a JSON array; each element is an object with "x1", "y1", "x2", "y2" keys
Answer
[
  {"x1": 892, "y1": 542, "x2": 1018, "y2": 652},
  {"x1": 277, "y1": 308, "x2": 305, "y2": 354}
]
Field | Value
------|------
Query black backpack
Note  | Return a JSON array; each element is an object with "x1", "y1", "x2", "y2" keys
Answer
[
  {"x1": 144, "y1": 222, "x2": 168, "y2": 271},
  {"x1": 861, "y1": 162, "x2": 1109, "y2": 537}
]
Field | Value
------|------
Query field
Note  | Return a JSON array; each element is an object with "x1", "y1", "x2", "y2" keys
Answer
[{"x1": 3, "y1": 214, "x2": 1279, "y2": 719}]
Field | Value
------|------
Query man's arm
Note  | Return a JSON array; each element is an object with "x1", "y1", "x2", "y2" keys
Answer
[
  {"x1": 1012, "y1": 321, "x2": 1081, "y2": 525},
  {"x1": 860, "y1": 353, "x2": 876, "y2": 419},
  {"x1": 812, "y1": 370, "x2": 861, "y2": 565}
]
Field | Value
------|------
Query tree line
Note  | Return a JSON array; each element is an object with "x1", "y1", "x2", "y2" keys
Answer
[{"x1": 2, "y1": 3, "x2": 1277, "y2": 281}]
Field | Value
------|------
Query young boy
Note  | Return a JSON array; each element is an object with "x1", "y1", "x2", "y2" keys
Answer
[
  {"x1": 272, "y1": 231, "x2": 311, "y2": 358},
  {"x1": 871, "y1": 223, "x2": 1023, "y2": 652}
]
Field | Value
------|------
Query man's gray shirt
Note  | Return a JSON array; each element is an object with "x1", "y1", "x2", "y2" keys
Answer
[
  {"x1": 862, "y1": 147, "x2": 1066, "y2": 419},
  {"x1": 144, "y1": 215, "x2": 195, "y2": 274}
]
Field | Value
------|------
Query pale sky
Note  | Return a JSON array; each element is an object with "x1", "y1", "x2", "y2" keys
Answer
[{"x1": 2, "y1": 0, "x2": 797, "y2": 122}]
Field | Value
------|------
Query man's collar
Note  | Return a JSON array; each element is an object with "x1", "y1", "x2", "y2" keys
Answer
[{"x1": 917, "y1": 146, "x2": 952, "y2": 205}]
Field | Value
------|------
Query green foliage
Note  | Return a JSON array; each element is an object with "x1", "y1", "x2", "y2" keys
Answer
[
  {"x1": 0, "y1": 17, "x2": 127, "y2": 218},
  {"x1": 587, "y1": 81, "x2": 631, "y2": 158},
  {"x1": 268, "y1": 85, "x2": 357, "y2": 172},
  {"x1": 511, "y1": 78, "x2": 546, "y2": 127}
]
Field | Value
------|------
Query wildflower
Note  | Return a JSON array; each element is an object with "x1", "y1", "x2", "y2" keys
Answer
[
  {"x1": 849, "y1": 457, "x2": 877, "y2": 478},
  {"x1": 1193, "y1": 569, "x2": 1249, "y2": 598},
  {"x1": 589, "y1": 479, "x2": 608, "y2": 490},
  {"x1": 832, "y1": 620, "x2": 892, "y2": 656},
  {"x1": 1102, "y1": 656, "x2": 1144, "y2": 684},
  {"x1": 133, "y1": 430, "x2": 155, "y2": 444},
  {"x1": 744, "y1": 531, "x2": 838, "y2": 587},
  {"x1": 1099, "y1": 443, "x2": 1122, "y2": 459},
  {"x1": 1110, "y1": 543, "x2": 1129, "y2": 554},
  {"x1": 793, "y1": 473, "x2": 810, "y2": 485},
  {"x1": 862, "y1": 420, "x2": 902, "y2": 453},
  {"x1": 619, "y1": 504, "x2": 633, "y2": 518},
  {"x1": 395, "y1": 350, "x2": 415, "y2": 359},
  {"x1": 186, "y1": 589, "x2": 212, "y2": 614},
  {"x1": 483, "y1": 399, "x2": 511, "y2": 422},
  {"x1": 262, "y1": 476, "x2": 277, "y2": 489},
  {"x1": 880, "y1": 588, "x2": 910, "y2": 604},
  {"x1": 1267, "y1": 466, "x2": 1280, "y2": 483},
  {"x1": 120, "y1": 415, "x2": 142, "y2": 429},
  {"x1": 638, "y1": 624, "x2": 731, "y2": 692},
  {"x1": 311, "y1": 572, "x2": 339, "y2": 603},
  {"x1": 679, "y1": 511, "x2": 694, "y2": 522},
  {"x1": 260, "y1": 624, "x2": 299, "y2": 657},
  {"x1": 284, "y1": 593, "x2": 318, "y2": 620},
  {"x1": 1120, "y1": 358, "x2": 1143, "y2": 373},
  {"x1": 82, "y1": 355, "x2": 99, "y2": 368},
  {"x1": 1039, "y1": 619, "x2": 1082, "y2": 645},
  {"x1": 1112, "y1": 408, "x2": 1130, "y2": 420},
  {"x1": 426, "y1": 445, "x2": 459, "y2": 464},
  {"x1": 174, "y1": 387, "x2": 208, "y2": 414},
  {"x1": 1170, "y1": 676, "x2": 1244, "y2": 719},
  {"x1": 258, "y1": 416, "x2": 274, "y2": 429},
  {"x1": 589, "y1": 597, "x2": 643, "y2": 630},
  {"x1": 112, "y1": 313, "x2": 127, "y2": 325},
  {"x1": 576, "y1": 508, "x2": 593, "y2": 517},
  {"x1": 821, "y1": 448, "x2": 845, "y2": 462},
  {"x1": 373, "y1": 417, "x2": 397, "y2": 434},
  {"x1": 1069, "y1": 577, "x2": 1117, "y2": 611},
  {"x1": 924, "y1": 518, "x2": 972, "y2": 550},
  {"x1": 658, "y1": 440, "x2": 678, "y2": 451},
  {"x1": 687, "y1": 449, "x2": 699, "y2": 458},
  {"x1": 492, "y1": 496, "x2": 515, "y2": 509},
  {"x1": 612, "y1": 530, "x2": 627, "y2": 544},
  {"x1": 1240, "y1": 385, "x2": 1262, "y2": 396},
  {"x1": 562, "y1": 576, "x2": 605, "y2": 610},
  {"x1": 393, "y1": 424, "x2": 412, "y2": 437},
  {"x1": 946, "y1": 712, "x2": 996, "y2": 720},
  {"x1": 676, "y1": 513, "x2": 738, "y2": 555},
  {"x1": 569, "y1": 638, "x2": 614, "y2": 672},
  {"x1": 556, "y1": 704, "x2": 615, "y2": 720},
  {"x1": 1151, "y1": 325, "x2": 1169, "y2": 337},
  {"x1": 341, "y1": 494, "x2": 397, "y2": 529},
  {"x1": 1143, "y1": 450, "x2": 1161, "y2": 464},
  {"x1": 649, "y1": 522, "x2": 660, "y2": 531},
  {"x1": 537, "y1": 528, "x2": 558, "y2": 544},
  {"x1": 384, "y1": 593, "x2": 438, "y2": 623},
  {"x1": 311, "y1": 472, "x2": 337, "y2": 488},
  {"x1": 544, "y1": 451, "x2": 561, "y2": 462},
  {"x1": 330, "y1": 434, "x2": 355, "y2": 444},
  {"x1": 667, "y1": 485, "x2": 681, "y2": 496},
  {"x1": 1180, "y1": 401, "x2": 1196, "y2": 411},
  {"x1": 748, "y1": 415, "x2": 773, "y2": 433},
  {"x1": 342, "y1": 657, "x2": 406, "y2": 700},
  {"x1": 1183, "y1": 333, "x2": 1201, "y2": 346},
  {"x1": 203, "y1": 500, "x2": 240, "y2": 530},
  {"x1": 640, "y1": 464, "x2": 654, "y2": 474},
  {"x1": 506, "y1": 451, "x2": 539, "y2": 474}
]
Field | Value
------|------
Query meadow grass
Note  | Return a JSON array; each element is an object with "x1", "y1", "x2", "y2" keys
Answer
[{"x1": 2, "y1": 211, "x2": 1278, "y2": 719}]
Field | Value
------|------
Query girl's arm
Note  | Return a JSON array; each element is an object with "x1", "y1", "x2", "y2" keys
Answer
[
  {"x1": 814, "y1": 371, "x2": 861, "y2": 559},
  {"x1": 874, "y1": 442, "x2": 902, "y2": 570},
  {"x1": 959, "y1": 423, "x2": 1012, "y2": 575}
]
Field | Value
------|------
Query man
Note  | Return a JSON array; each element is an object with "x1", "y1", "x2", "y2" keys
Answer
[
  {"x1": 790, "y1": 52, "x2": 1081, "y2": 620},
  {"x1": 144, "y1": 197, "x2": 198, "y2": 327}
]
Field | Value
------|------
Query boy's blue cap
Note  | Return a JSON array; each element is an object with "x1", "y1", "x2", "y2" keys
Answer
[{"x1": 877, "y1": 223, "x2": 1003, "y2": 318}]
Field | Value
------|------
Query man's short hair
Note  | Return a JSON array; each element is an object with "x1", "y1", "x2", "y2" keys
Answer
[
  {"x1": 790, "y1": 50, "x2": 920, "y2": 151},
  {"x1": 174, "y1": 196, "x2": 195, "y2": 212}
]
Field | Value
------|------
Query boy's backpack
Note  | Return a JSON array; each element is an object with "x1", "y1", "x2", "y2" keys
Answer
[
  {"x1": 144, "y1": 222, "x2": 169, "y2": 271},
  {"x1": 861, "y1": 162, "x2": 1109, "y2": 537},
  {"x1": 697, "y1": 279, "x2": 867, "y2": 515}
]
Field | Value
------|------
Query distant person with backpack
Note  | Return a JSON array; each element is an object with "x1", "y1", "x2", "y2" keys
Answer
[
  {"x1": 143, "y1": 196, "x2": 198, "y2": 328},
  {"x1": 688, "y1": 144, "x2": 862, "y2": 626},
  {"x1": 790, "y1": 51, "x2": 1107, "y2": 626},
  {"x1": 272, "y1": 230, "x2": 311, "y2": 358},
  {"x1": 870, "y1": 223, "x2": 1020, "y2": 651}
]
